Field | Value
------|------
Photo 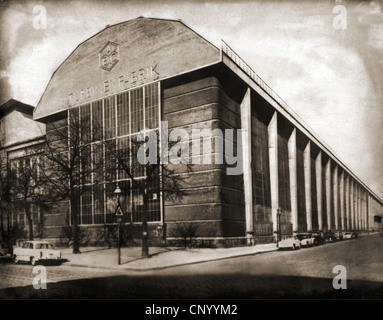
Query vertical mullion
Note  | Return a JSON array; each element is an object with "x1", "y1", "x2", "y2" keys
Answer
[
  {"x1": 158, "y1": 82, "x2": 163, "y2": 224},
  {"x1": 90, "y1": 103, "x2": 94, "y2": 225},
  {"x1": 143, "y1": 86, "x2": 146, "y2": 179},
  {"x1": 102, "y1": 99, "x2": 107, "y2": 224},
  {"x1": 115, "y1": 95, "x2": 118, "y2": 182},
  {"x1": 128, "y1": 90, "x2": 133, "y2": 223},
  {"x1": 67, "y1": 110, "x2": 72, "y2": 226}
]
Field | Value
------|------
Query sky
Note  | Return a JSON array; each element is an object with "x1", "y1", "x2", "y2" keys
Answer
[{"x1": 0, "y1": 0, "x2": 382, "y2": 200}]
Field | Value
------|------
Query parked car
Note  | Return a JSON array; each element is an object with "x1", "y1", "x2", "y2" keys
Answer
[
  {"x1": 296, "y1": 233, "x2": 314, "y2": 247},
  {"x1": 334, "y1": 231, "x2": 344, "y2": 241},
  {"x1": 324, "y1": 232, "x2": 337, "y2": 243},
  {"x1": 311, "y1": 232, "x2": 326, "y2": 246},
  {"x1": 342, "y1": 232, "x2": 353, "y2": 240},
  {"x1": 351, "y1": 231, "x2": 359, "y2": 239},
  {"x1": 278, "y1": 236, "x2": 301, "y2": 250},
  {"x1": 13, "y1": 240, "x2": 62, "y2": 266}
]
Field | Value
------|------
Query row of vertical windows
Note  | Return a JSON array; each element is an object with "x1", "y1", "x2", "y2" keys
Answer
[
  {"x1": 251, "y1": 116, "x2": 272, "y2": 224},
  {"x1": 68, "y1": 83, "x2": 161, "y2": 225},
  {"x1": 277, "y1": 135, "x2": 291, "y2": 211}
]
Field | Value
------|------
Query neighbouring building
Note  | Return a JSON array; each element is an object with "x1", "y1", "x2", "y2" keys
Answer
[
  {"x1": 2, "y1": 17, "x2": 383, "y2": 246},
  {"x1": 0, "y1": 99, "x2": 45, "y2": 239}
]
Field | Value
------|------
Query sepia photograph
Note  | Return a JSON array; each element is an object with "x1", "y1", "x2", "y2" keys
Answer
[{"x1": 0, "y1": 0, "x2": 382, "y2": 306}]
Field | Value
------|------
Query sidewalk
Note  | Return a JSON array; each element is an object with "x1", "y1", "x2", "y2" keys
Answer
[{"x1": 61, "y1": 243, "x2": 278, "y2": 271}]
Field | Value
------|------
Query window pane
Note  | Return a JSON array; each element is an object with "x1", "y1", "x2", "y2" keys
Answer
[
  {"x1": 81, "y1": 144, "x2": 92, "y2": 185},
  {"x1": 131, "y1": 135, "x2": 145, "y2": 177},
  {"x1": 93, "y1": 184, "x2": 104, "y2": 224},
  {"x1": 80, "y1": 104, "x2": 91, "y2": 144},
  {"x1": 119, "y1": 180, "x2": 131, "y2": 222},
  {"x1": 104, "y1": 97, "x2": 116, "y2": 139},
  {"x1": 130, "y1": 88, "x2": 143, "y2": 133},
  {"x1": 81, "y1": 188, "x2": 92, "y2": 225},
  {"x1": 117, "y1": 136, "x2": 130, "y2": 180},
  {"x1": 132, "y1": 187, "x2": 143, "y2": 222},
  {"x1": 105, "y1": 183, "x2": 117, "y2": 223},
  {"x1": 117, "y1": 92, "x2": 129, "y2": 136},
  {"x1": 145, "y1": 83, "x2": 158, "y2": 130},
  {"x1": 148, "y1": 175, "x2": 161, "y2": 222},
  {"x1": 92, "y1": 100, "x2": 103, "y2": 141},
  {"x1": 104, "y1": 140, "x2": 116, "y2": 182},
  {"x1": 92, "y1": 142, "x2": 103, "y2": 184}
]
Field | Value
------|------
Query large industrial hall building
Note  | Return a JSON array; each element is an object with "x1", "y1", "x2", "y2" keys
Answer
[{"x1": 1, "y1": 17, "x2": 383, "y2": 246}]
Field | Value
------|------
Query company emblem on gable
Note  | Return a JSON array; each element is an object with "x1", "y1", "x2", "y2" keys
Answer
[{"x1": 99, "y1": 41, "x2": 119, "y2": 71}]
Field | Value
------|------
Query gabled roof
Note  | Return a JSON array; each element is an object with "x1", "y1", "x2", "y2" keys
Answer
[
  {"x1": 0, "y1": 99, "x2": 34, "y2": 118},
  {"x1": 34, "y1": 17, "x2": 220, "y2": 121}
]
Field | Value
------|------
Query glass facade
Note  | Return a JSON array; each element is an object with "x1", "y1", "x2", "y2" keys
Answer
[
  {"x1": 68, "y1": 83, "x2": 161, "y2": 225},
  {"x1": 251, "y1": 115, "x2": 273, "y2": 236}
]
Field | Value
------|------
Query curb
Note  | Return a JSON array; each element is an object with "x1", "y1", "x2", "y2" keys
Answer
[{"x1": 63, "y1": 246, "x2": 278, "y2": 272}]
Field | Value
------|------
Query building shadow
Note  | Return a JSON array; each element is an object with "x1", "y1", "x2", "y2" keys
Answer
[{"x1": 1, "y1": 273, "x2": 382, "y2": 300}]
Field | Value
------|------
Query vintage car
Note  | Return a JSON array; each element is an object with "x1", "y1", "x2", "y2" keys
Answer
[
  {"x1": 324, "y1": 232, "x2": 337, "y2": 243},
  {"x1": 343, "y1": 232, "x2": 359, "y2": 239},
  {"x1": 296, "y1": 233, "x2": 314, "y2": 247},
  {"x1": 13, "y1": 241, "x2": 62, "y2": 266},
  {"x1": 311, "y1": 232, "x2": 326, "y2": 246},
  {"x1": 278, "y1": 236, "x2": 301, "y2": 250}
]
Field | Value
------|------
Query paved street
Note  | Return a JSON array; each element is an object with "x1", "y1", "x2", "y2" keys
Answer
[{"x1": 0, "y1": 234, "x2": 382, "y2": 299}]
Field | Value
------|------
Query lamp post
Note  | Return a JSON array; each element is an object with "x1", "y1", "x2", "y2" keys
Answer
[{"x1": 114, "y1": 184, "x2": 122, "y2": 265}]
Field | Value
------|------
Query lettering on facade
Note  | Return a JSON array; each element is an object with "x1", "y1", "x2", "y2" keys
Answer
[
  {"x1": 67, "y1": 64, "x2": 159, "y2": 106},
  {"x1": 99, "y1": 41, "x2": 120, "y2": 71}
]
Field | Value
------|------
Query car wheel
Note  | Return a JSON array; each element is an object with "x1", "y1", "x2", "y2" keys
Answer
[
  {"x1": 14, "y1": 256, "x2": 19, "y2": 264},
  {"x1": 30, "y1": 257, "x2": 36, "y2": 266}
]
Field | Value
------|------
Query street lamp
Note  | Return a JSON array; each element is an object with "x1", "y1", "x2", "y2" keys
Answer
[{"x1": 114, "y1": 184, "x2": 122, "y2": 265}]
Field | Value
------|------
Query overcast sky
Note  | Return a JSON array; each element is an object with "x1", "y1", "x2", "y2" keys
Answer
[{"x1": 1, "y1": 0, "x2": 382, "y2": 200}]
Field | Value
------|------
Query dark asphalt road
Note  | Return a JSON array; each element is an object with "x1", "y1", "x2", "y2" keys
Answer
[{"x1": 0, "y1": 234, "x2": 382, "y2": 299}]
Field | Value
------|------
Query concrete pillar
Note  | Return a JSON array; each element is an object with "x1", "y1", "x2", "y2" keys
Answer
[
  {"x1": 315, "y1": 150, "x2": 323, "y2": 231},
  {"x1": 333, "y1": 165, "x2": 339, "y2": 231},
  {"x1": 360, "y1": 188, "x2": 363, "y2": 230},
  {"x1": 240, "y1": 88, "x2": 254, "y2": 244},
  {"x1": 288, "y1": 128, "x2": 298, "y2": 233},
  {"x1": 360, "y1": 188, "x2": 366, "y2": 230},
  {"x1": 303, "y1": 141, "x2": 312, "y2": 232},
  {"x1": 349, "y1": 178, "x2": 355, "y2": 230},
  {"x1": 361, "y1": 188, "x2": 363, "y2": 230},
  {"x1": 365, "y1": 192, "x2": 368, "y2": 231},
  {"x1": 367, "y1": 193, "x2": 370, "y2": 232},
  {"x1": 325, "y1": 159, "x2": 332, "y2": 231},
  {"x1": 268, "y1": 112, "x2": 279, "y2": 236},
  {"x1": 363, "y1": 191, "x2": 367, "y2": 231},
  {"x1": 355, "y1": 183, "x2": 358, "y2": 230},
  {"x1": 339, "y1": 170, "x2": 345, "y2": 232},
  {"x1": 360, "y1": 187, "x2": 363, "y2": 230},
  {"x1": 356, "y1": 184, "x2": 360, "y2": 230},
  {"x1": 353, "y1": 182, "x2": 357, "y2": 230},
  {"x1": 345, "y1": 174, "x2": 350, "y2": 231}
]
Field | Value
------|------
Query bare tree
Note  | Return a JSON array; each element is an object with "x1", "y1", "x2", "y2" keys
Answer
[
  {"x1": 8, "y1": 146, "x2": 46, "y2": 241},
  {"x1": 40, "y1": 113, "x2": 102, "y2": 254},
  {"x1": 104, "y1": 131, "x2": 190, "y2": 257},
  {"x1": 0, "y1": 151, "x2": 12, "y2": 242}
]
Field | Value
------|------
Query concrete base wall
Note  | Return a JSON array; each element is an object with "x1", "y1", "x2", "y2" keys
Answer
[{"x1": 163, "y1": 76, "x2": 246, "y2": 239}]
